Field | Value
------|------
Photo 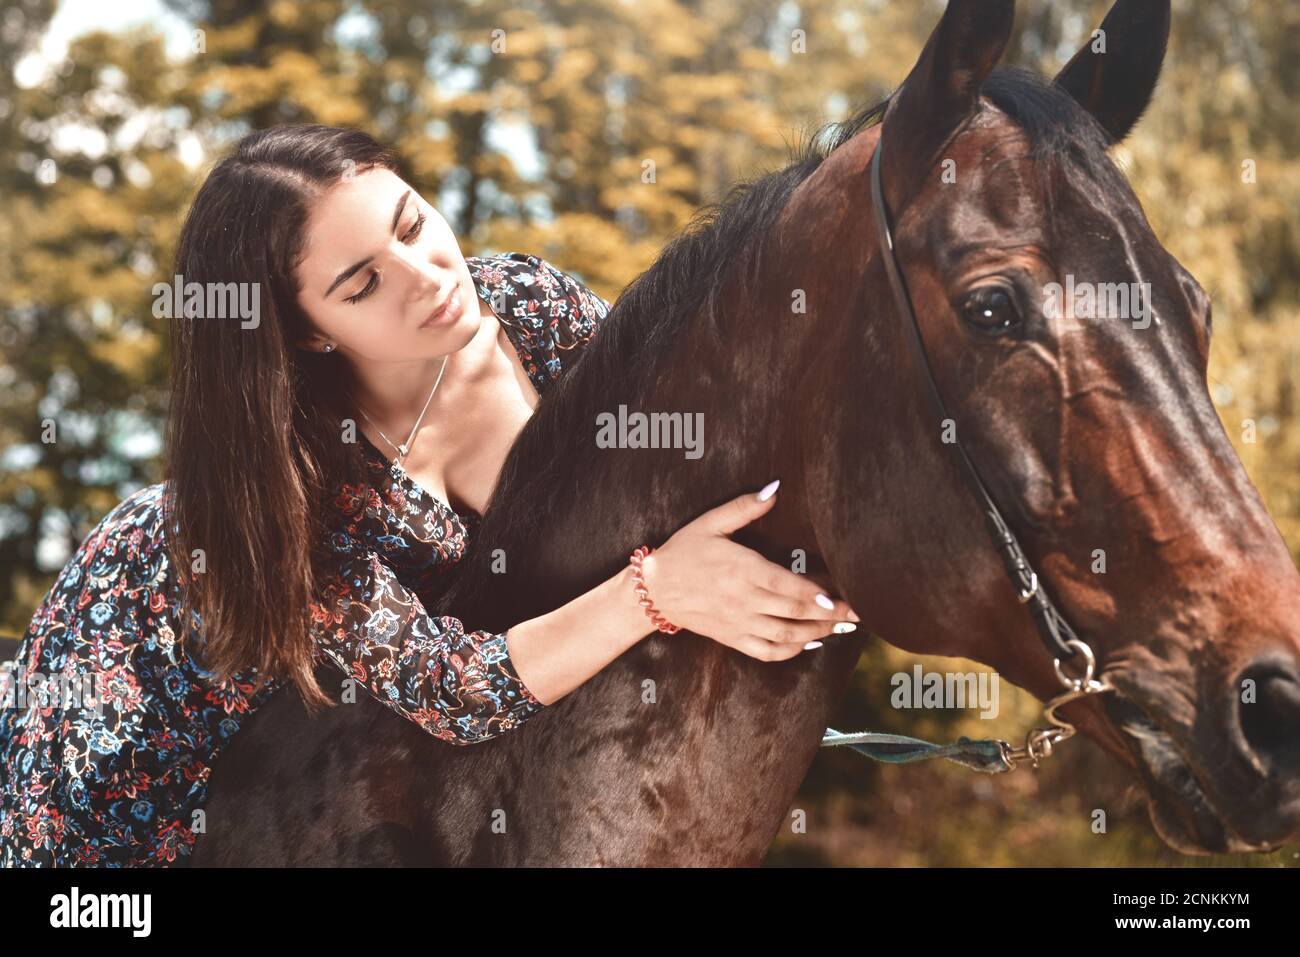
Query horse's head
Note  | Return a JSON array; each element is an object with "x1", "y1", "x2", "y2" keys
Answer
[{"x1": 786, "y1": 0, "x2": 1300, "y2": 854}]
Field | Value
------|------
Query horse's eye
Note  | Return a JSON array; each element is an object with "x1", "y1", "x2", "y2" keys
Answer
[{"x1": 960, "y1": 286, "x2": 1020, "y2": 334}]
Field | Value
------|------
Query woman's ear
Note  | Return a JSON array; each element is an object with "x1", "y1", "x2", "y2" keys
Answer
[{"x1": 296, "y1": 333, "x2": 337, "y2": 354}]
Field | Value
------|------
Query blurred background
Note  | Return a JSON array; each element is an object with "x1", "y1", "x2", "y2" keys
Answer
[{"x1": 0, "y1": 0, "x2": 1295, "y2": 865}]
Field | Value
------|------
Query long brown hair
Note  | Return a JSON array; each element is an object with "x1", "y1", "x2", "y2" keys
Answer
[{"x1": 164, "y1": 124, "x2": 400, "y2": 709}]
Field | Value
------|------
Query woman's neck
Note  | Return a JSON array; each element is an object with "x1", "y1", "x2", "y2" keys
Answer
[{"x1": 346, "y1": 354, "x2": 453, "y2": 423}]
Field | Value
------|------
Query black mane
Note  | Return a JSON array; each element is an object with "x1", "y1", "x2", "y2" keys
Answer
[{"x1": 981, "y1": 67, "x2": 1129, "y2": 191}]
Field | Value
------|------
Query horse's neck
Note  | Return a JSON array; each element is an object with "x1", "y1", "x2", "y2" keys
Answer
[
  {"x1": 484, "y1": 294, "x2": 872, "y2": 862},
  {"x1": 516, "y1": 627, "x2": 870, "y2": 865}
]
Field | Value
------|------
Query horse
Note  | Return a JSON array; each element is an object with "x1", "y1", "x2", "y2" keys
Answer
[{"x1": 189, "y1": 0, "x2": 1300, "y2": 865}]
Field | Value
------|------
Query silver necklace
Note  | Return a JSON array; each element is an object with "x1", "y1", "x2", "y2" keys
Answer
[{"x1": 348, "y1": 355, "x2": 449, "y2": 464}]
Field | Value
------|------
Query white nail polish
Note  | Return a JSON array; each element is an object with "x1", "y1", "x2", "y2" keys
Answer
[
  {"x1": 815, "y1": 593, "x2": 834, "y2": 610},
  {"x1": 757, "y1": 479, "x2": 780, "y2": 502},
  {"x1": 832, "y1": 622, "x2": 857, "y2": 634},
  {"x1": 804, "y1": 640, "x2": 823, "y2": 650}
]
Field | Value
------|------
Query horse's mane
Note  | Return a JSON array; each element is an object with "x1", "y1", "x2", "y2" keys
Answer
[
  {"x1": 981, "y1": 67, "x2": 1131, "y2": 194},
  {"x1": 441, "y1": 67, "x2": 1126, "y2": 611}
]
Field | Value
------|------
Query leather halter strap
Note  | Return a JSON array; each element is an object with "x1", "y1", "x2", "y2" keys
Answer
[{"x1": 868, "y1": 142, "x2": 1079, "y2": 661}]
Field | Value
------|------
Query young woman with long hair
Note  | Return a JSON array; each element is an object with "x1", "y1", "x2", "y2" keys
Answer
[{"x1": 0, "y1": 124, "x2": 859, "y2": 866}]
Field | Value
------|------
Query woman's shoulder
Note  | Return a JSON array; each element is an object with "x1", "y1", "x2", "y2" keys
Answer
[
  {"x1": 465, "y1": 251, "x2": 612, "y2": 382},
  {"x1": 37, "y1": 480, "x2": 161, "y2": 585},
  {"x1": 79, "y1": 481, "x2": 171, "y2": 551},
  {"x1": 16, "y1": 482, "x2": 173, "y2": 662},
  {"x1": 103, "y1": 481, "x2": 170, "y2": 522},
  {"x1": 466, "y1": 252, "x2": 608, "y2": 338}
]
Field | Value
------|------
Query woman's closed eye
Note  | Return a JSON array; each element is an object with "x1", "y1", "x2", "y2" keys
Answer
[
  {"x1": 403, "y1": 210, "x2": 426, "y2": 245},
  {"x1": 344, "y1": 211, "x2": 428, "y2": 305}
]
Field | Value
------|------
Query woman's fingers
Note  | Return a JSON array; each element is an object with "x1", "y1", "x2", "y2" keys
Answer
[
  {"x1": 744, "y1": 614, "x2": 853, "y2": 647},
  {"x1": 729, "y1": 633, "x2": 806, "y2": 662},
  {"x1": 656, "y1": 480, "x2": 866, "y2": 662},
  {"x1": 747, "y1": 583, "x2": 859, "y2": 626},
  {"x1": 694, "y1": 482, "x2": 780, "y2": 537},
  {"x1": 736, "y1": 551, "x2": 861, "y2": 624}
]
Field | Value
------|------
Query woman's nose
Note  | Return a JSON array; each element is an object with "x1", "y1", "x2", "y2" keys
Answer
[{"x1": 391, "y1": 244, "x2": 442, "y2": 300}]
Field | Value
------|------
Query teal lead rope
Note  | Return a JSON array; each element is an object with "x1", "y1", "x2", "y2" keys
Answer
[{"x1": 821, "y1": 727, "x2": 1012, "y2": 774}]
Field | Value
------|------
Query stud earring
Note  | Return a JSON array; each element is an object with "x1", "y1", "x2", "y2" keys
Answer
[{"x1": 323, "y1": 343, "x2": 335, "y2": 353}]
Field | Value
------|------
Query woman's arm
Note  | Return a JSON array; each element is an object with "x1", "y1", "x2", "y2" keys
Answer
[
  {"x1": 310, "y1": 533, "x2": 652, "y2": 745},
  {"x1": 503, "y1": 560, "x2": 654, "y2": 705}
]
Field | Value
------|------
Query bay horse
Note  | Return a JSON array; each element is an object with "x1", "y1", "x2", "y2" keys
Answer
[{"x1": 193, "y1": 0, "x2": 1300, "y2": 864}]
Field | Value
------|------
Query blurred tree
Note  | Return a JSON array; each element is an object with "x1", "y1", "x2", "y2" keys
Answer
[{"x1": 0, "y1": 7, "x2": 190, "y2": 622}]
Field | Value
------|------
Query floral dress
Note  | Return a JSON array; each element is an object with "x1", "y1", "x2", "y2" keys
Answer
[{"x1": 0, "y1": 253, "x2": 611, "y2": 867}]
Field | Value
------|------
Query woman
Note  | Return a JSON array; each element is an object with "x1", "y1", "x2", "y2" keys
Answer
[{"x1": 0, "y1": 124, "x2": 859, "y2": 867}]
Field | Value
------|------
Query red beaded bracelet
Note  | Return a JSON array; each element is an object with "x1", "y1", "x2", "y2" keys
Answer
[{"x1": 628, "y1": 545, "x2": 681, "y2": 634}]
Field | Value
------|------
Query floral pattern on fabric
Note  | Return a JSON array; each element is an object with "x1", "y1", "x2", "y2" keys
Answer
[
  {"x1": 467, "y1": 252, "x2": 609, "y2": 392},
  {"x1": 0, "y1": 252, "x2": 610, "y2": 867}
]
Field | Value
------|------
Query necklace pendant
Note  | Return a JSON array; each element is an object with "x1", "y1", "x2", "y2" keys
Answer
[{"x1": 398, "y1": 443, "x2": 409, "y2": 457}]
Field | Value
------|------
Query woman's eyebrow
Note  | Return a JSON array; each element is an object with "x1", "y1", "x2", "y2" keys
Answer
[{"x1": 322, "y1": 189, "x2": 412, "y2": 299}]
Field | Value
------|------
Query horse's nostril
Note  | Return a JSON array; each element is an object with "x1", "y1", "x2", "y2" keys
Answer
[{"x1": 1238, "y1": 656, "x2": 1300, "y2": 770}]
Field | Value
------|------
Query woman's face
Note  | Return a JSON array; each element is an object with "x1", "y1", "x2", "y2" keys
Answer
[{"x1": 293, "y1": 167, "x2": 482, "y2": 363}]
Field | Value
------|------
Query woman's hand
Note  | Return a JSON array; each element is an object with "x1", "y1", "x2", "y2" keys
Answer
[{"x1": 638, "y1": 479, "x2": 861, "y2": 660}]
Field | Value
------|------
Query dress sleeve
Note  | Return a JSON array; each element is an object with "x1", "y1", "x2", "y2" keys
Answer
[
  {"x1": 528, "y1": 254, "x2": 612, "y2": 354},
  {"x1": 308, "y1": 491, "x2": 546, "y2": 745}
]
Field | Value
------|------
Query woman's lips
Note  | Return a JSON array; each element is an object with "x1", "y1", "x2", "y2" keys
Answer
[{"x1": 420, "y1": 284, "x2": 462, "y2": 329}]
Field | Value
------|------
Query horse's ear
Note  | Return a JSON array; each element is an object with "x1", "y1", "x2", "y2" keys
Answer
[
  {"x1": 1053, "y1": 0, "x2": 1171, "y2": 143},
  {"x1": 877, "y1": 0, "x2": 1016, "y2": 212}
]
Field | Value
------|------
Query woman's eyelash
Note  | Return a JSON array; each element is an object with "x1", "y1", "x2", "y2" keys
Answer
[
  {"x1": 404, "y1": 212, "x2": 426, "y2": 243},
  {"x1": 345, "y1": 274, "x2": 377, "y2": 304},
  {"x1": 344, "y1": 212, "x2": 428, "y2": 304}
]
